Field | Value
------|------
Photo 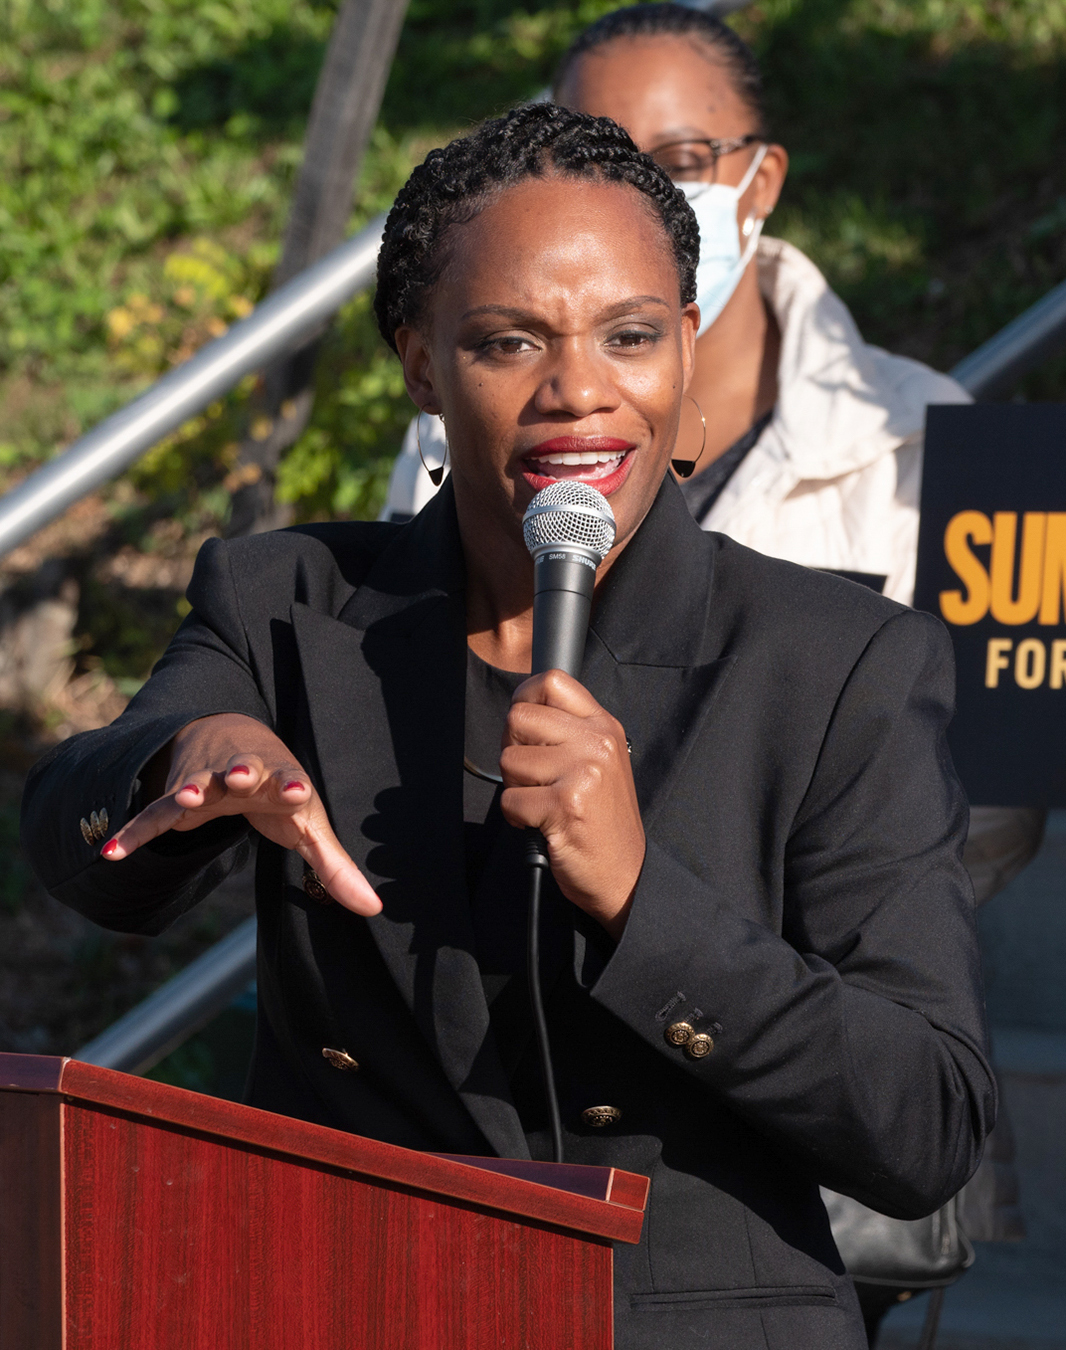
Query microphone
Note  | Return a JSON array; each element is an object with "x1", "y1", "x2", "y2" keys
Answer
[
  {"x1": 519, "y1": 481, "x2": 616, "y2": 1166},
  {"x1": 522, "y1": 481, "x2": 617, "y2": 678}
]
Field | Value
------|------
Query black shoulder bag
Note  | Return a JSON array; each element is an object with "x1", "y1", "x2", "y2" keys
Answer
[{"x1": 821, "y1": 1189, "x2": 974, "y2": 1349}]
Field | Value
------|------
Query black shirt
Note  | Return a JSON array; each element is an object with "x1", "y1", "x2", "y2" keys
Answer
[
  {"x1": 463, "y1": 650, "x2": 572, "y2": 1082},
  {"x1": 463, "y1": 649, "x2": 525, "y2": 994}
]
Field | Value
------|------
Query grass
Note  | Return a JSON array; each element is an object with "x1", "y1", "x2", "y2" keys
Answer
[{"x1": 0, "y1": 0, "x2": 1065, "y2": 676}]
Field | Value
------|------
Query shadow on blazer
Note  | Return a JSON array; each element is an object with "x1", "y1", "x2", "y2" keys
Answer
[{"x1": 22, "y1": 476, "x2": 995, "y2": 1350}]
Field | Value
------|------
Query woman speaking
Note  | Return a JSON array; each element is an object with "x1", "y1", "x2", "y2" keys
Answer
[{"x1": 22, "y1": 105, "x2": 992, "y2": 1350}]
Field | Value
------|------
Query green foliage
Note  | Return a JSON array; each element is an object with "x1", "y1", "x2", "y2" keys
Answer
[
  {"x1": 734, "y1": 0, "x2": 1066, "y2": 378},
  {"x1": 0, "y1": 0, "x2": 333, "y2": 379},
  {"x1": 0, "y1": 0, "x2": 620, "y2": 538},
  {"x1": 383, "y1": 0, "x2": 617, "y2": 130},
  {"x1": 0, "y1": 0, "x2": 320, "y2": 491},
  {"x1": 77, "y1": 575, "x2": 195, "y2": 681},
  {"x1": 275, "y1": 293, "x2": 410, "y2": 520}
]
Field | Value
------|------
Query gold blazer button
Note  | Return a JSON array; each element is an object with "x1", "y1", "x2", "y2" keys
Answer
[
  {"x1": 685, "y1": 1033, "x2": 714, "y2": 1060},
  {"x1": 322, "y1": 1048, "x2": 359, "y2": 1071},
  {"x1": 303, "y1": 870, "x2": 331, "y2": 903},
  {"x1": 80, "y1": 810, "x2": 109, "y2": 845},
  {"x1": 581, "y1": 1105, "x2": 622, "y2": 1128},
  {"x1": 664, "y1": 1021, "x2": 694, "y2": 1048}
]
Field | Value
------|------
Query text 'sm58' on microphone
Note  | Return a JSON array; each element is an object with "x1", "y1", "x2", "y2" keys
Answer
[{"x1": 522, "y1": 481, "x2": 617, "y2": 679}]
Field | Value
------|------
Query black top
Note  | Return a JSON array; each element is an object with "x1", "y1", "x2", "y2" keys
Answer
[
  {"x1": 463, "y1": 650, "x2": 571, "y2": 1083},
  {"x1": 678, "y1": 409, "x2": 773, "y2": 523},
  {"x1": 462, "y1": 649, "x2": 526, "y2": 1014},
  {"x1": 462, "y1": 648, "x2": 520, "y2": 898}
]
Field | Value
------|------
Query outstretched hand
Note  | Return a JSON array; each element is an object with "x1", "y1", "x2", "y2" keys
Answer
[
  {"x1": 499, "y1": 671, "x2": 644, "y2": 940},
  {"x1": 101, "y1": 712, "x2": 381, "y2": 917}
]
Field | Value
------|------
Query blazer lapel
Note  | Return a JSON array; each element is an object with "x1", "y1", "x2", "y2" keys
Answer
[
  {"x1": 585, "y1": 477, "x2": 736, "y2": 830},
  {"x1": 292, "y1": 485, "x2": 529, "y2": 1160}
]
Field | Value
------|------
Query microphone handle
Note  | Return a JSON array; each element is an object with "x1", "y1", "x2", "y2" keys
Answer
[
  {"x1": 530, "y1": 549, "x2": 598, "y2": 679},
  {"x1": 526, "y1": 546, "x2": 597, "y2": 856}
]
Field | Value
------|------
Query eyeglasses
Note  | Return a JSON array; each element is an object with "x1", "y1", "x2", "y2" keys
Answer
[{"x1": 648, "y1": 134, "x2": 760, "y2": 182}]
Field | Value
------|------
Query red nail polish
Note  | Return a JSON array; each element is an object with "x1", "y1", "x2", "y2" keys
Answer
[
  {"x1": 282, "y1": 781, "x2": 304, "y2": 792},
  {"x1": 181, "y1": 784, "x2": 201, "y2": 795},
  {"x1": 229, "y1": 765, "x2": 251, "y2": 775},
  {"x1": 102, "y1": 840, "x2": 118, "y2": 857}
]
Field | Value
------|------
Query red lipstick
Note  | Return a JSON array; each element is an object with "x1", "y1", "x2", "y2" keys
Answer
[{"x1": 521, "y1": 437, "x2": 636, "y2": 497}]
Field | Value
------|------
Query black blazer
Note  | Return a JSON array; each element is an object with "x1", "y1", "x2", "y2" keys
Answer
[{"x1": 22, "y1": 478, "x2": 994, "y2": 1350}]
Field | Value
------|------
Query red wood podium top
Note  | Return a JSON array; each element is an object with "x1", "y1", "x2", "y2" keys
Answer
[
  {"x1": 0, "y1": 1053, "x2": 648, "y2": 1349},
  {"x1": 0, "y1": 1053, "x2": 647, "y2": 1242}
]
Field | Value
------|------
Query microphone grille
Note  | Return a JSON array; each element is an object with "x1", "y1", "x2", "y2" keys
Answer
[{"x1": 522, "y1": 481, "x2": 617, "y2": 562}]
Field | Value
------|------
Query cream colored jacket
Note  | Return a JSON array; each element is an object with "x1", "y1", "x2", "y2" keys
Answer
[{"x1": 704, "y1": 236, "x2": 969, "y2": 605}]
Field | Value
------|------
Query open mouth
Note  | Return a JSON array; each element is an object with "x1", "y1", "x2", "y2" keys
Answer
[{"x1": 521, "y1": 438, "x2": 636, "y2": 497}]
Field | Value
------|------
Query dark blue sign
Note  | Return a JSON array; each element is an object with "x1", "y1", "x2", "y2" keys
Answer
[{"x1": 915, "y1": 403, "x2": 1066, "y2": 806}]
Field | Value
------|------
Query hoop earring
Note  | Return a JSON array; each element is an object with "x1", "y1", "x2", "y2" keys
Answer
[
  {"x1": 671, "y1": 396, "x2": 707, "y2": 480},
  {"x1": 417, "y1": 409, "x2": 448, "y2": 488}
]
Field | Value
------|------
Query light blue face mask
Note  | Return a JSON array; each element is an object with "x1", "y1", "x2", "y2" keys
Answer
[{"x1": 680, "y1": 144, "x2": 768, "y2": 337}]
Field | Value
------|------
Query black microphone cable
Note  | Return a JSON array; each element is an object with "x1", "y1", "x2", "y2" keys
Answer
[{"x1": 525, "y1": 828, "x2": 564, "y2": 1165}]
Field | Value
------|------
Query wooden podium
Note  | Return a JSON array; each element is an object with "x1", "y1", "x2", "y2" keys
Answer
[{"x1": 0, "y1": 1053, "x2": 647, "y2": 1349}]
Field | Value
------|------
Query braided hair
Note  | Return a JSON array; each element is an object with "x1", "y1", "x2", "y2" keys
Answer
[
  {"x1": 374, "y1": 102, "x2": 699, "y2": 351},
  {"x1": 553, "y1": 4, "x2": 768, "y2": 142}
]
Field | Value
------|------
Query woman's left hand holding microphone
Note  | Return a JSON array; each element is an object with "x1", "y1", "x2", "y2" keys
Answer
[
  {"x1": 100, "y1": 712, "x2": 382, "y2": 916},
  {"x1": 499, "y1": 671, "x2": 645, "y2": 941}
]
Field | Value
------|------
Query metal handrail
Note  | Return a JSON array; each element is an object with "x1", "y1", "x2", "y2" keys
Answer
[
  {"x1": 75, "y1": 917, "x2": 257, "y2": 1075},
  {"x1": 0, "y1": 216, "x2": 384, "y2": 561},
  {"x1": 950, "y1": 276, "x2": 1066, "y2": 399}
]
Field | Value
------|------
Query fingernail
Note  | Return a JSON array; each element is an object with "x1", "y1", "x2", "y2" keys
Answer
[
  {"x1": 229, "y1": 765, "x2": 250, "y2": 776},
  {"x1": 181, "y1": 784, "x2": 201, "y2": 795},
  {"x1": 282, "y1": 780, "x2": 304, "y2": 792},
  {"x1": 102, "y1": 840, "x2": 119, "y2": 858}
]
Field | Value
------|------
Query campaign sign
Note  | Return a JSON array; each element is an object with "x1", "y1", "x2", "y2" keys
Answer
[{"x1": 915, "y1": 403, "x2": 1066, "y2": 806}]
